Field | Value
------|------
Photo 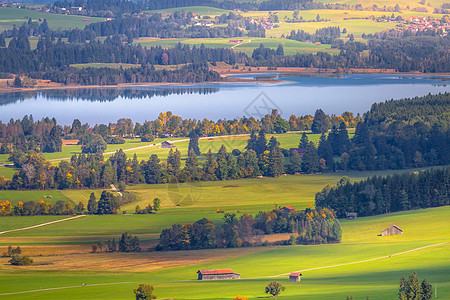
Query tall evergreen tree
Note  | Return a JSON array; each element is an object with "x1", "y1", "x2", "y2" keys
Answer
[
  {"x1": 299, "y1": 132, "x2": 309, "y2": 149},
  {"x1": 256, "y1": 129, "x2": 267, "y2": 155},
  {"x1": 188, "y1": 132, "x2": 200, "y2": 156},
  {"x1": 302, "y1": 141, "x2": 319, "y2": 174},
  {"x1": 185, "y1": 148, "x2": 199, "y2": 180},
  {"x1": 87, "y1": 192, "x2": 97, "y2": 214},
  {"x1": 311, "y1": 109, "x2": 328, "y2": 134},
  {"x1": 268, "y1": 143, "x2": 284, "y2": 177}
]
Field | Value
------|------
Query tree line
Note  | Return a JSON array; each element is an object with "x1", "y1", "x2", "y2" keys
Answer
[
  {"x1": 0, "y1": 190, "x2": 136, "y2": 216},
  {"x1": 156, "y1": 206, "x2": 341, "y2": 251},
  {"x1": 315, "y1": 167, "x2": 450, "y2": 218}
]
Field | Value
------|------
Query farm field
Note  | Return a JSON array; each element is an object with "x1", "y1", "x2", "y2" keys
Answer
[
  {"x1": 0, "y1": 7, "x2": 104, "y2": 31},
  {"x1": 0, "y1": 204, "x2": 448, "y2": 299},
  {"x1": 135, "y1": 37, "x2": 340, "y2": 56}
]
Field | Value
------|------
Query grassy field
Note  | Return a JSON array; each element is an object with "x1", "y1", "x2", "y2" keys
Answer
[
  {"x1": 70, "y1": 63, "x2": 141, "y2": 69},
  {"x1": 147, "y1": 6, "x2": 230, "y2": 16},
  {"x1": 0, "y1": 190, "x2": 73, "y2": 206},
  {"x1": 135, "y1": 36, "x2": 340, "y2": 55},
  {"x1": 0, "y1": 7, "x2": 104, "y2": 31},
  {"x1": 0, "y1": 205, "x2": 448, "y2": 299}
]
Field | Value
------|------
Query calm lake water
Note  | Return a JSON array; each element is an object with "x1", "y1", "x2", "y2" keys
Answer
[{"x1": 1, "y1": 74, "x2": 449, "y2": 125}]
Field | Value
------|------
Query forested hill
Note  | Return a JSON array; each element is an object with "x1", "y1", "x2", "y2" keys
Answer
[
  {"x1": 364, "y1": 92, "x2": 450, "y2": 128},
  {"x1": 315, "y1": 167, "x2": 450, "y2": 218}
]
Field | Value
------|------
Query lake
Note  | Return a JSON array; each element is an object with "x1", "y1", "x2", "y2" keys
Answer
[{"x1": 1, "y1": 74, "x2": 448, "y2": 125}]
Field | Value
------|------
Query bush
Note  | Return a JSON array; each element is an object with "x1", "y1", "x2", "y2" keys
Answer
[
  {"x1": 106, "y1": 136, "x2": 126, "y2": 144},
  {"x1": 141, "y1": 134, "x2": 155, "y2": 143}
]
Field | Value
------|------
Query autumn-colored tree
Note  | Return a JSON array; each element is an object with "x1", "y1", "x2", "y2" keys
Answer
[{"x1": 134, "y1": 283, "x2": 156, "y2": 300}]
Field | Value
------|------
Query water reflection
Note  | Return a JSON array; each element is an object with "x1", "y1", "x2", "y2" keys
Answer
[{"x1": 0, "y1": 86, "x2": 219, "y2": 106}]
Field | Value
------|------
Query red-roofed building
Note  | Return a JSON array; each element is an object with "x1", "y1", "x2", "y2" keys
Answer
[
  {"x1": 290, "y1": 272, "x2": 302, "y2": 282},
  {"x1": 197, "y1": 269, "x2": 240, "y2": 280},
  {"x1": 280, "y1": 206, "x2": 295, "y2": 213}
]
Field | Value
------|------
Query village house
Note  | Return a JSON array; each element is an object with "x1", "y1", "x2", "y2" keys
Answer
[
  {"x1": 197, "y1": 269, "x2": 240, "y2": 280},
  {"x1": 289, "y1": 272, "x2": 302, "y2": 282},
  {"x1": 161, "y1": 141, "x2": 174, "y2": 148},
  {"x1": 381, "y1": 224, "x2": 403, "y2": 236},
  {"x1": 346, "y1": 212, "x2": 358, "y2": 220},
  {"x1": 288, "y1": 147, "x2": 306, "y2": 158},
  {"x1": 280, "y1": 206, "x2": 295, "y2": 213}
]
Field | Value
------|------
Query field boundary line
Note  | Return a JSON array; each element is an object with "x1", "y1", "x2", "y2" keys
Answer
[
  {"x1": 0, "y1": 215, "x2": 86, "y2": 235},
  {"x1": 0, "y1": 282, "x2": 140, "y2": 296},
  {"x1": 248, "y1": 241, "x2": 449, "y2": 279}
]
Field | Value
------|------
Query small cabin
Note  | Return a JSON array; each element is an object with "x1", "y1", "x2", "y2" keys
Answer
[
  {"x1": 288, "y1": 147, "x2": 306, "y2": 158},
  {"x1": 289, "y1": 272, "x2": 302, "y2": 282},
  {"x1": 197, "y1": 269, "x2": 240, "y2": 280},
  {"x1": 381, "y1": 224, "x2": 403, "y2": 236},
  {"x1": 346, "y1": 212, "x2": 358, "y2": 220},
  {"x1": 280, "y1": 206, "x2": 295, "y2": 213},
  {"x1": 161, "y1": 141, "x2": 174, "y2": 148}
]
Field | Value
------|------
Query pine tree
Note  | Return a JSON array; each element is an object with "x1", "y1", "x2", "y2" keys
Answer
[
  {"x1": 216, "y1": 145, "x2": 230, "y2": 180},
  {"x1": 13, "y1": 76, "x2": 22, "y2": 88},
  {"x1": 311, "y1": 109, "x2": 328, "y2": 134},
  {"x1": 317, "y1": 134, "x2": 334, "y2": 171},
  {"x1": 288, "y1": 150, "x2": 302, "y2": 174},
  {"x1": 246, "y1": 131, "x2": 258, "y2": 153},
  {"x1": 256, "y1": 129, "x2": 267, "y2": 155},
  {"x1": 268, "y1": 143, "x2": 284, "y2": 177},
  {"x1": 302, "y1": 142, "x2": 319, "y2": 174},
  {"x1": 185, "y1": 148, "x2": 199, "y2": 180},
  {"x1": 87, "y1": 192, "x2": 97, "y2": 214},
  {"x1": 188, "y1": 132, "x2": 200, "y2": 155},
  {"x1": 299, "y1": 132, "x2": 309, "y2": 149}
]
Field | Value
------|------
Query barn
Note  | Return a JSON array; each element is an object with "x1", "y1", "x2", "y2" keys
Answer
[
  {"x1": 381, "y1": 224, "x2": 403, "y2": 236},
  {"x1": 346, "y1": 212, "x2": 358, "y2": 220},
  {"x1": 280, "y1": 206, "x2": 295, "y2": 213},
  {"x1": 289, "y1": 272, "x2": 302, "y2": 282},
  {"x1": 197, "y1": 269, "x2": 240, "y2": 280},
  {"x1": 161, "y1": 141, "x2": 174, "y2": 148}
]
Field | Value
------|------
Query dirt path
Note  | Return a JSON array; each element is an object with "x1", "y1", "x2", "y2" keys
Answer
[
  {"x1": 0, "y1": 215, "x2": 86, "y2": 235},
  {"x1": 0, "y1": 241, "x2": 447, "y2": 296},
  {"x1": 231, "y1": 39, "x2": 251, "y2": 49}
]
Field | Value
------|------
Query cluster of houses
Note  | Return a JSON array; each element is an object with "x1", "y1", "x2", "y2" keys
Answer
[{"x1": 404, "y1": 16, "x2": 449, "y2": 34}]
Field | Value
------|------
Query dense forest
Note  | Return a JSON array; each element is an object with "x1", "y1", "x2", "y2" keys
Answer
[
  {"x1": 156, "y1": 207, "x2": 342, "y2": 251},
  {"x1": 315, "y1": 167, "x2": 450, "y2": 218},
  {"x1": 50, "y1": 0, "x2": 325, "y2": 16}
]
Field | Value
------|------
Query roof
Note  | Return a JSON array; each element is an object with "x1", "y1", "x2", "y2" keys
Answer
[
  {"x1": 198, "y1": 269, "x2": 235, "y2": 275},
  {"x1": 290, "y1": 272, "x2": 302, "y2": 276},
  {"x1": 386, "y1": 224, "x2": 403, "y2": 232},
  {"x1": 281, "y1": 206, "x2": 295, "y2": 211}
]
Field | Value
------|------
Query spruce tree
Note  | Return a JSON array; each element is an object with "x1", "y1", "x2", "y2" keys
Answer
[
  {"x1": 301, "y1": 142, "x2": 319, "y2": 174},
  {"x1": 188, "y1": 132, "x2": 200, "y2": 156},
  {"x1": 299, "y1": 132, "x2": 309, "y2": 149},
  {"x1": 185, "y1": 148, "x2": 199, "y2": 180},
  {"x1": 288, "y1": 149, "x2": 302, "y2": 174},
  {"x1": 256, "y1": 129, "x2": 267, "y2": 155},
  {"x1": 87, "y1": 192, "x2": 97, "y2": 214},
  {"x1": 268, "y1": 143, "x2": 284, "y2": 177},
  {"x1": 311, "y1": 109, "x2": 328, "y2": 134}
]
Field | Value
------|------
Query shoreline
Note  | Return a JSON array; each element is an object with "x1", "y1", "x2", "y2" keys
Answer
[{"x1": 0, "y1": 68, "x2": 449, "y2": 94}]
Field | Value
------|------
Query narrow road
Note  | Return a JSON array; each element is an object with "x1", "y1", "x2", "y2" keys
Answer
[
  {"x1": 231, "y1": 39, "x2": 251, "y2": 49},
  {"x1": 0, "y1": 215, "x2": 86, "y2": 235},
  {"x1": 0, "y1": 241, "x2": 447, "y2": 296}
]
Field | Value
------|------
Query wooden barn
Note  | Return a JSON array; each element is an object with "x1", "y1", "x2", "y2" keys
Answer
[
  {"x1": 381, "y1": 224, "x2": 403, "y2": 236},
  {"x1": 346, "y1": 212, "x2": 358, "y2": 220},
  {"x1": 288, "y1": 147, "x2": 306, "y2": 158},
  {"x1": 289, "y1": 272, "x2": 302, "y2": 282},
  {"x1": 197, "y1": 269, "x2": 240, "y2": 280},
  {"x1": 280, "y1": 206, "x2": 295, "y2": 213},
  {"x1": 161, "y1": 141, "x2": 174, "y2": 148}
]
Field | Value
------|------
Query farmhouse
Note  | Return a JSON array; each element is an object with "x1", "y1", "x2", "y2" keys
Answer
[
  {"x1": 289, "y1": 272, "x2": 302, "y2": 282},
  {"x1": 288, "y1": 147, "x2": 306, "y2": 158},
  {"x1": 346, "y1": 212, "x2": 358, "y2": 220},
  {"x1": 197, "y1": 269, "x2": 240, "y2": 280},
  {"x1": 280, "y1": 206, "x2": 295, "y2": 213},
  {"x1": 381, "y1": 224, "x2": 403, "y2": 236},
  {"x1": 161, "y1": 141, "x2": 174, "y2": 148}
]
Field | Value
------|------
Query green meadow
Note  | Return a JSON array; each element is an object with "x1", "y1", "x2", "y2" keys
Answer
[
  {"x1": 0, "y1": 205, "x2": 448, "y2": 299},
  {"x1": 0, "y1": 7, "x2": 104, "y2": 32},
  {"x1": 70, "y1": 63, "x2": 141, "y2": 69}
]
